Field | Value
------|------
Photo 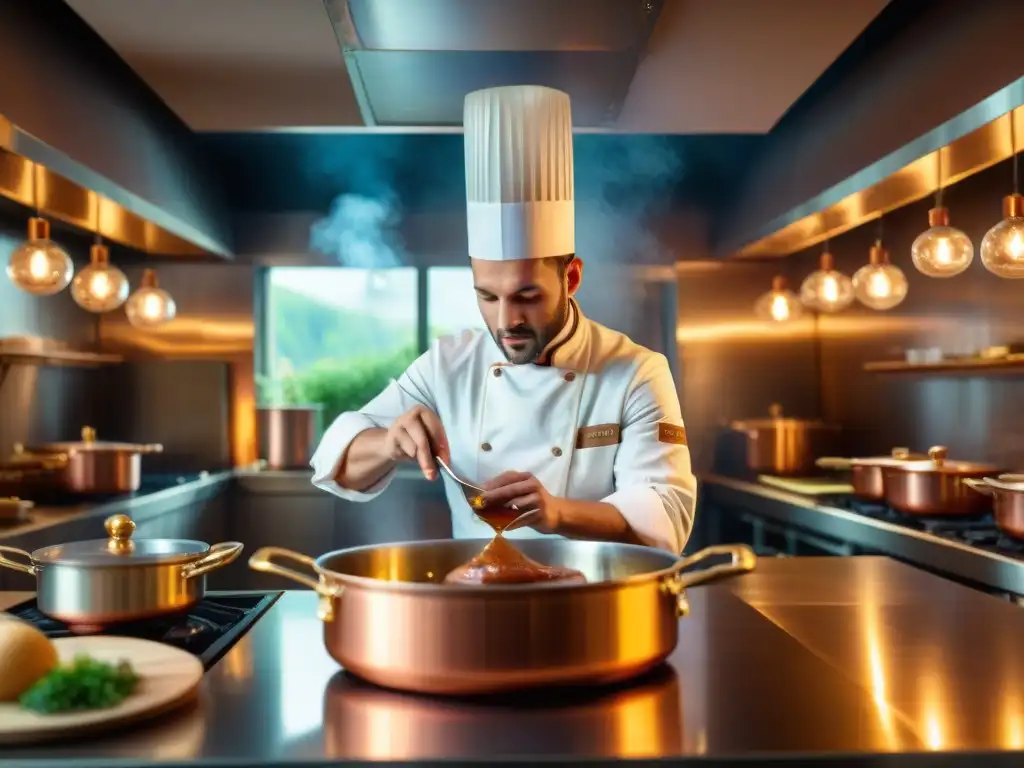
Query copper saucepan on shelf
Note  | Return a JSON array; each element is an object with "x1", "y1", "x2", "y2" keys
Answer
[
  {"x1": 3, "y1": 426, "x2": 163, "y2": 496},
  {"x1": 816, "y1": 447, "x2": 928, "y2": 500},
  {"x1": 965, "y1": 476, "x2": 1024, "y2": 539},
  {"x1": 881, "y1": 446, "x2": 1002, "y2": 517},
  {"x1": 249, "y1": 539, "x2": 756, "y2": 696}
]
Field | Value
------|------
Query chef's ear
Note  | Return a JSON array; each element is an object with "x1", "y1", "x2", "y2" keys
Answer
[{"x1": 565, "y1": 256, "x2": 583, "y2": 295}]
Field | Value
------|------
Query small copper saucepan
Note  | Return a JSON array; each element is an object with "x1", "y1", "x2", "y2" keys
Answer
[
  {"x1": 816, "y1": 448, "x2": 927, "y2": 500},
  {"x1": 965, "y1": 476, "x2": 1024, "y2": 539},
  {"x1": 882, "y1": 446, "x2": 1002, "y2": 517}
]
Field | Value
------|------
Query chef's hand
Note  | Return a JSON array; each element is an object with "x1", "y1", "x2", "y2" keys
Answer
[
  {"x1": 383, "y1": 405, "x2": 449, "y2": 480},
  {"x1": 479, "y1": 472, "x2": 560, "y2": 534}
]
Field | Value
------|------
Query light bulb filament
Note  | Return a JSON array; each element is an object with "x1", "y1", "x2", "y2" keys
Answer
[
  {"x1": 935, "y1": 238, "x2": 951, "y2": 264},
  {"x1": 770, "y1": 294, "x2": 790, "y2": 322},
  {"x1": 868, "y1": 271, "x2": 891, "y2": 298},
  {"x1": 28, "y1": 249, "x2": 49, "y2": 281},
  {"x1": 1010, "y1": 232, "x2": 1024, "y2": 259}
]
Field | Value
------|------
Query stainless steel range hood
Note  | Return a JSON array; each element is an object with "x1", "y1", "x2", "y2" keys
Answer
[{"x1": 324, "y1": 0, "x2": 664, "y2": 128}]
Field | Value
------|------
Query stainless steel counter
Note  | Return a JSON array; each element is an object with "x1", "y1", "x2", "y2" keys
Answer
[
  {"x1": 3, "y1": 556, "x2": 1024, "y2": 766},
  {"x1": 701, "y1": 473, "x2": 1024, "y2": 597}
]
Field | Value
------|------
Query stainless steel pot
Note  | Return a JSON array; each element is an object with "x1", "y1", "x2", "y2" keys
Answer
[
  {"x1": 882, "y1": 446, "x2": 1002, "y2": 517},
  {"x1": 10, "y1": 426, "x2": 163, "y2": 495},
  {"x1": 249, "y1": 539, "x2": 756, "y2": 696},
  {"x1": 0, "y1": 513, "x2": 243, "y2": 626},
  {"x1": 816, "y1": 448, "x2": 927, "y2": 500},
  {"x1": 966, "y1": 476, "x2": 1024, "y2": 539},
  {"x1": 727, "y1": 404, "x2": 841, "y2": 476}
]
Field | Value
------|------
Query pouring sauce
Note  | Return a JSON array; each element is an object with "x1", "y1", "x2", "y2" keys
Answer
[{"x1": 444, "y1": 506, "x2": 586, "y2": 585}]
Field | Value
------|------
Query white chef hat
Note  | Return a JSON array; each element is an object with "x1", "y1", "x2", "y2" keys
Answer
[{"x1": 463, "y1": 85, "x2": 575, "y2": 262}]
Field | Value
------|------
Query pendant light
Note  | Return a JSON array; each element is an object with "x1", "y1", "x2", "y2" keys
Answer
[
  {"x1": 70, "y1": 239, "x2": 129, "y2": 313},
  {"x1": 754, "y1": 276, "x2": 803, "y2": 323},
  {"x1": 911, "y1": 147, "x2": 974, "y2": 278},
  {"x1": 6, "y1": 163, "x2": 73, "y2": 296},
  {"x1": 981, "y1": 111, "x2": 1024, "y2": 278},
  {"x1": 125, "y1": 269, "x2": 176, "y2": 329},
  {"x1": 799, "y1": 244, "x2": 854, "y2": 312},
  {"x1": 853, "y1": 232, "x2": 908, "y2": 311}
]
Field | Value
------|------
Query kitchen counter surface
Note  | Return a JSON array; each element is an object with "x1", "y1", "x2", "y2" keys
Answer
[
  {"x1": 701, "y1": 473, "x2": 1024, "y2": 596},
  {"x1": 3, "y1": 556, "x2": 1024, "y2": 766}
]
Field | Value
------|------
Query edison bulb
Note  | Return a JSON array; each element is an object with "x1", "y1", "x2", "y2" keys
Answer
[
  {"x1": 754, "y1": 276, "x2": 803, "y2": 323},
  {"x1": 911, "y1": 208, "x2": 974, "y2": 277},
  {"x1": 853, "y1": 243, "x2": 908, "y2": 310},
  {"x1": 980, "y1": 194, "x2": 1024, "y2": 278},
  {"x1": 125, "y1": 269, "x2": 176, "y2": 329},
  {"x1": 71, "y1": 244, "x2": 129, "y2": 312},
  {"x1": 799, "y1": 252, "x2": 854, "y2": 312},
  {"x1": 6, "y1": 217, "x2": 73, "y2": 296}
]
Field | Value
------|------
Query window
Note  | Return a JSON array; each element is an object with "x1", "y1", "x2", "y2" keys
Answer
[
  {"x1": 258, "y1": 265, "x2": 485, "y2": 423},
  {"x1": 259, "y1": 267, "x2": 419, "y2": 423},
  {"x1": 427, "y1": 266, "x2": 487, "y2": 340}
]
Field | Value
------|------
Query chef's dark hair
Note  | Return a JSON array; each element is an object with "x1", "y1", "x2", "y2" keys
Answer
[{"x1": 544, "y1": 254, "x2": 577, "y2": 277}]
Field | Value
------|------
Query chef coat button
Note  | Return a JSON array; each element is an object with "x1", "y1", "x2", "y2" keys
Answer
[
  {"x1": 563, "y1": 372, "x2": 576, "y2": 382},
  {"x1": 493, "y1": 368, "x2": 503, "y2": 378},
  {"x1": 551, "y1": 447, "x2": 563, "y2": 457},
  {"x1": 481, "y1": 442, "x2": 492, "y2": 452}
]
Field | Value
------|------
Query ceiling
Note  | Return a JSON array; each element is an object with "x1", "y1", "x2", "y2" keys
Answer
[{"x1": 63, "y1": 0, "x2": 890, "y2": 134}]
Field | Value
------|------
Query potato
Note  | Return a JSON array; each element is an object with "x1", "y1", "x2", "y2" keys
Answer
[{"x1": 0, "y1": 618, "x2": 59, "y2": 701}]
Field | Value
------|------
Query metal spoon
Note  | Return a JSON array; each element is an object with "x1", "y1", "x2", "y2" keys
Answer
[{"x1": 434, "y1": 456, "x2": 541, "y2": 532}]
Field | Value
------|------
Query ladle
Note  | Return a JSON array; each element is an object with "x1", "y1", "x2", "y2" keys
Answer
[{"x1": 434, "y1": 456, "x2": 540, "y2": 533}]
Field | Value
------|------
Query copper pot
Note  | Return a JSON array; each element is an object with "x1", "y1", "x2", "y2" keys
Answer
[
  {"x1": 882, "y1": 446, "x2": 1001, "y2": 517},
  {"x1": 249, "y1": 539, "x2": 756, "y2": 696},
  {"x1": 965, "y1": 477, "x2": 1024, "y2": 539},
  {"x1": 322, "y1": 665, "x2": 683, "y2": 760},
  {"x1": 729, "y1": 404, "x2": 840, "y2": 476},
  {"x1": 816, "y1": 448, "x2": 927, "y2": 500},
  {"x1": 9, "y1": 426, "x2": 162, "y2": 495}
]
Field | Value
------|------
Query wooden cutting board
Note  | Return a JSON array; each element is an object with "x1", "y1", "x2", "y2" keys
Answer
[
  {"x1": 0, "y1": 635, "x2": 203, "y2": 745},
  {"x1": 757, "y1": 475, "x2": 855, "y2": 496}
]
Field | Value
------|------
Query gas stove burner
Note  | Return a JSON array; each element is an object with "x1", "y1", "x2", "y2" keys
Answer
[{"x1": 3, "y1": 592, "x2": 281, "y2": 670}]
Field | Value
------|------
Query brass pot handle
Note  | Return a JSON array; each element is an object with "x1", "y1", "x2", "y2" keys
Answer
[
  {"x1": 816, "y1": 457, "x2": 853, "y2": 470},
  {"x1": 248, "y1": 546, "x2": 341, "y2": 621},
  {"x1": 662, "y1": 544, "x2": 757, "y2": 616},
  {"x1": 182, "y1": 542, "x2": 244, "y2": 579},
  {"x1": 963, "y1": 478, "x2": 994, "y2": 496},
  {"x1": 0, "y1": 545, "x2": 37, "y2": 576}
]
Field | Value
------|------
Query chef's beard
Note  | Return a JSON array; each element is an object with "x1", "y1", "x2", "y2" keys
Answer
[{"x1": 494, "y1": 293, "x2": 570, "y2": 365}]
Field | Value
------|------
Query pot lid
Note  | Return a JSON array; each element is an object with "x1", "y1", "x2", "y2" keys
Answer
[
  {"x1": 852, "y1": 448, "x2": 928, "y2": 466},
  {"x1": 731, "y1": 403, "x2": 833, "y2": 430},
  {"x1": 27, "y1": 427, "x2": 163, "y2": 454},
  {"x1": 31, "y1": 514, "x2": 209, "y2": 566},
  {"x1": 894, "y1": 446, "x2": 1001, "y2": 474}
]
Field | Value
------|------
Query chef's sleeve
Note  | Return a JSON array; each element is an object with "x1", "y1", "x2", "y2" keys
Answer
[
  {"x1": 601, "y1": 352, "x2": 697, "y2": 555},
  {"x1": 310, "y1": 349, "x2": 437, "y2": 502}
]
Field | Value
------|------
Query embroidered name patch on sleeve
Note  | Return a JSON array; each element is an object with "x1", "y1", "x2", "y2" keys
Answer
[
  {"x1": 657, "y1": 422, "x2": 688, "y2": 446},
  {"x1": 576, "y1": 424, "x2": 621, "y2": 449}
]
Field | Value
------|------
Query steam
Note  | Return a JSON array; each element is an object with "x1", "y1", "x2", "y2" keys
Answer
[
  {"x1": 573, "y1": 135, "x2": 686, "y2": 265},
  {"x1": 309, "y1": 192, "x2": 406, "y2": 269}
]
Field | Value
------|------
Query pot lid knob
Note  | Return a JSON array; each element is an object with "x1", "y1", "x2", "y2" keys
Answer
[
  {"x1": 104, "y1": 514, "x2": 136, "y2": 554},
  {"x1": 81, "y1": 426, "x2": 96, "y2": 444},
  {"x1": 928, "y1": 445, "x2": 948, "y2": 467}
]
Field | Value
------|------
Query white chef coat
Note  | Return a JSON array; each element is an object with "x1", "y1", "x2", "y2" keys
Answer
[{"x1": 310, "y1": 301, "x2": 697, "y2": 554}]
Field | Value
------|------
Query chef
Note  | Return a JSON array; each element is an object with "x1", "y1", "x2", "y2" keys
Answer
[{"x1": 310, "y1": 85, "x2": 697, "y2": 554}]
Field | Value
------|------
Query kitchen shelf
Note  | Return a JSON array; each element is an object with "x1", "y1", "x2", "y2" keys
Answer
[{"x1": 863, "y1": 354, "x2": 1024, "y2": 374}]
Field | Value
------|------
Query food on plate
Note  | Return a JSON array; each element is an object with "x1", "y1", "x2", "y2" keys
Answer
[
  {"x1": 19, "y1": 654, "x2": 140, "y2": 714},
  {"x1": 0, "y1": 619, "x2": 59, "y2": 701},
  {"x1": 444, "y1": 534, "x2": 587, "y2": 585}
]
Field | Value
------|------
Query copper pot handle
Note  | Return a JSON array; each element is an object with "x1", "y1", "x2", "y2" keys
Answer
[
  {"x1": 248, "y1": 546, "x2": 341, "y2": 622},
  {"x1": 963, "y1": 478, "x2": 994, "y2": 496},
  {"x1": 662, "y1": 544, "x2": 757, "y2": 617},
  {"x1": 0, "y1": 545, "x2": 37, "y2": 576},
  {"x1": 817, "y1": 457, "x2": 853, "y2": 470},
  {"x1": 182, "y1": 542, "x2": 245, "y2": 579}
]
